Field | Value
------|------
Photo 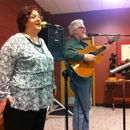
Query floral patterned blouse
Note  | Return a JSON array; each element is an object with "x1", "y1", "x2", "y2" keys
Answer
[{"x1": 0, "y1": 33, "x2": 56, "y2": 111}]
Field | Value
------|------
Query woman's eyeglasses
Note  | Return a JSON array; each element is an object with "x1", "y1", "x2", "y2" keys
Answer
[{"x1": 29, "y1": 15, "x2": 43, "y2": 21}]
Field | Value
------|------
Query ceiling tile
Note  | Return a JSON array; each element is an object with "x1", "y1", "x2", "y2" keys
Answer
[
  {"x1": 79, "y1": 2, "x2": 102, "y2": 11},
  {"x1": 58, "y1": 5, "x2": 81, "y2": 14},
  {"x1": 44, "y1": 7, "x2": 61, "y2": 14},
  {"x1": 124, "y1": 0, "x2": 130, "y2": 8},
  {"x1": 53, "y1": 0, "x2": 78, "y2": 6},
  {"x1": 78, "y1": 0, "x2": 102, "y2": 4},
  {"x1": 102, "y1": 1, "x2": 125, "y2": 9},
  {"x1": 34, "y1": 0, "x2": 55, "y2": 8}
]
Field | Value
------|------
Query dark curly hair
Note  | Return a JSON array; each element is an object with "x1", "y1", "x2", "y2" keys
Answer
[{"x1": 17, "y1": 5, "x2": 42, "y2": 32}]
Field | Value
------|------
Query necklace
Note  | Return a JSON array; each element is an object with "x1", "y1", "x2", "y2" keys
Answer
[
  {"x1": 24, "y1": 32, "x2": 40, "y2": 45},
  {"x1": 24, "y1": 33, "x2": 44, "y2": 53}
]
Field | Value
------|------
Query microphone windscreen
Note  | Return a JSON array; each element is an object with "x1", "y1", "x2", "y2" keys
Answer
[
  {"x1": 87, "y1": 33, "x2": 92, "y2": 37},
  {"x1": 40, "y1": 21, "x2": 47, "y2": 28}
]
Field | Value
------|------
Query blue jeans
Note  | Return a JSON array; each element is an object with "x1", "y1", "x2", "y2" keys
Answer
[{"x1": 70, "y1": 76, "x2": 92, "y2": 130}]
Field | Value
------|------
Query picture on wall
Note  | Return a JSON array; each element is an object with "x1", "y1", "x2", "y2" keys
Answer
[{"x1": 117, "y1": 41, "x2": 130, "y2": 65}]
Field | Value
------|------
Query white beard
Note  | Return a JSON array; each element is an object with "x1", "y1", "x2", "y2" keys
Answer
[{"x1": 82, "y1": 34, "x2": 87, "y2": 39}]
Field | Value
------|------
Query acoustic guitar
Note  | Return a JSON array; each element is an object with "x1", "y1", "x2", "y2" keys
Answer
[{"x1": 69, "y1": 36, "x2": 119, "y2": 78}]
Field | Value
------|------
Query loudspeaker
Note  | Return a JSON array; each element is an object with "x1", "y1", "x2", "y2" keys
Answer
[{"x1": 38, "y1": 27, "x2": 64, "y2": 60}]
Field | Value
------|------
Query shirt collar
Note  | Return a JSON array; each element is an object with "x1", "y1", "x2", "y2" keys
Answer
[{"x1": 71, "y1": 35, "x2": 81, "y2": 44}]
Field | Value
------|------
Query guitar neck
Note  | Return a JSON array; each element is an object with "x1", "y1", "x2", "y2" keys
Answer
[
  {"x1": 94, "y1": 46, "x2": 106, "y2": 55},
  {"x1": 93, "y1": 35, "x2": 120, "y2": 56}
]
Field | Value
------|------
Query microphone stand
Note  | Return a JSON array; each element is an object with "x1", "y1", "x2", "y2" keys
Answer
[
  {"x1": 88, "y1": 33, "x2": 130, "y2": 37},
  {"x1": 117, "y1": 70, "x2": 126, "y2": 130},
  {"x1": 53, "y1": 27, "x2": 88, "y2": 130},
  {"x1": 122, "y1": 70, "x2": 126, "y2": 130},
  {"x1": 64, "y1": 60, "x2": 88, "y2": 119},
  {"x1": 62, "y1": 59, "x2": 89, "y2": 130},
  {"x1": 62, "y1": 69, "x2": 70, "y2": 130}
]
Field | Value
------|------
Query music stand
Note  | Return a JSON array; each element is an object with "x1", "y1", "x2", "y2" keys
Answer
[{"x1": 110, "y1": 62, "x2": 130, "y2": 130}]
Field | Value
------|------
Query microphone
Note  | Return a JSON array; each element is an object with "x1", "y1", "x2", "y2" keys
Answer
[
  {"x1": 40, "y1": 21, "x2": 61, "y2": 28},
  {"x1": 110, "y1": 62, "x2": 130, "y2": 74}
]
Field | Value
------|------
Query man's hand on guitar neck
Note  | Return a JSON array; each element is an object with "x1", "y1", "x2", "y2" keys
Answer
[
  {"x1": 84, "y1": 54, "x2": 96, "y2": 61},
  {"x1": 101, "y1": 44, "x2": 111, "y2": 55},
  {"x1": 104, "y1": 44, "x2": 111, "y2": 50}
]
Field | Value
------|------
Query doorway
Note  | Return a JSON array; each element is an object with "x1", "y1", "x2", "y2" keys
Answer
[{"x1": 60, "y1": 36, "x2": 95, "y2": 106}]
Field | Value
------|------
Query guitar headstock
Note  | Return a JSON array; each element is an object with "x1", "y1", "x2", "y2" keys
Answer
[{"x1": 108, "y1": 35, "x2": 120, "y2": 45}]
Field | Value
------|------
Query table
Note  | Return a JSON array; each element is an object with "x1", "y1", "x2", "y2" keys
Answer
[{"x1": 105, "y1": 80, "x2": 130, "y2": 110}]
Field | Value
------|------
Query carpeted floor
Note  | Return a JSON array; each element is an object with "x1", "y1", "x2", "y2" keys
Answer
[{"x1": 45, "y1": 106, "x2": 130, "y2": 130}]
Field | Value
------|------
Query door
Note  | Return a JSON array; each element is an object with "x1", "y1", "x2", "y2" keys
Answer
[{"x1": 60, "y1": 36, "x2": 95, "y2": 106}]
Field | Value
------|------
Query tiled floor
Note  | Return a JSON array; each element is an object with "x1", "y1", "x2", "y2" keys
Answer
[{"x1": 45, "y1": 106, "x2": 130, "y2": 130}]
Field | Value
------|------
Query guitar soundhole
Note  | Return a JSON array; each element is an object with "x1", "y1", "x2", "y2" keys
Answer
[{"x1": 88, "y1": 51, "x2": 95, "y2": 55}]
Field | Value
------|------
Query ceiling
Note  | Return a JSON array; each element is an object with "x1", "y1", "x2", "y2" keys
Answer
[{"x1": 34, "y1": 0, "x2": 130, "y2": 15}]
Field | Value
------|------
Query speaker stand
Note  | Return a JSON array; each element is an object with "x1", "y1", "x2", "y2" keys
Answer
[{"x1": 47, "y1": 98, "x2": 73, "y2": 116}]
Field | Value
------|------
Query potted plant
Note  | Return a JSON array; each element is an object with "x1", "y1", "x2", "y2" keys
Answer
[{"x1": 124, "y1": 58, "x2": 130, "y2": 79}]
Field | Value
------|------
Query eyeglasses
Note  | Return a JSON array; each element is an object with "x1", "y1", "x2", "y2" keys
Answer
[
  {"x1": 29, "y1": 15, "x2": 43, "y2": 21},
  {"x1": 77, "y1": 26, "x2": 86, "y2": 30}
]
